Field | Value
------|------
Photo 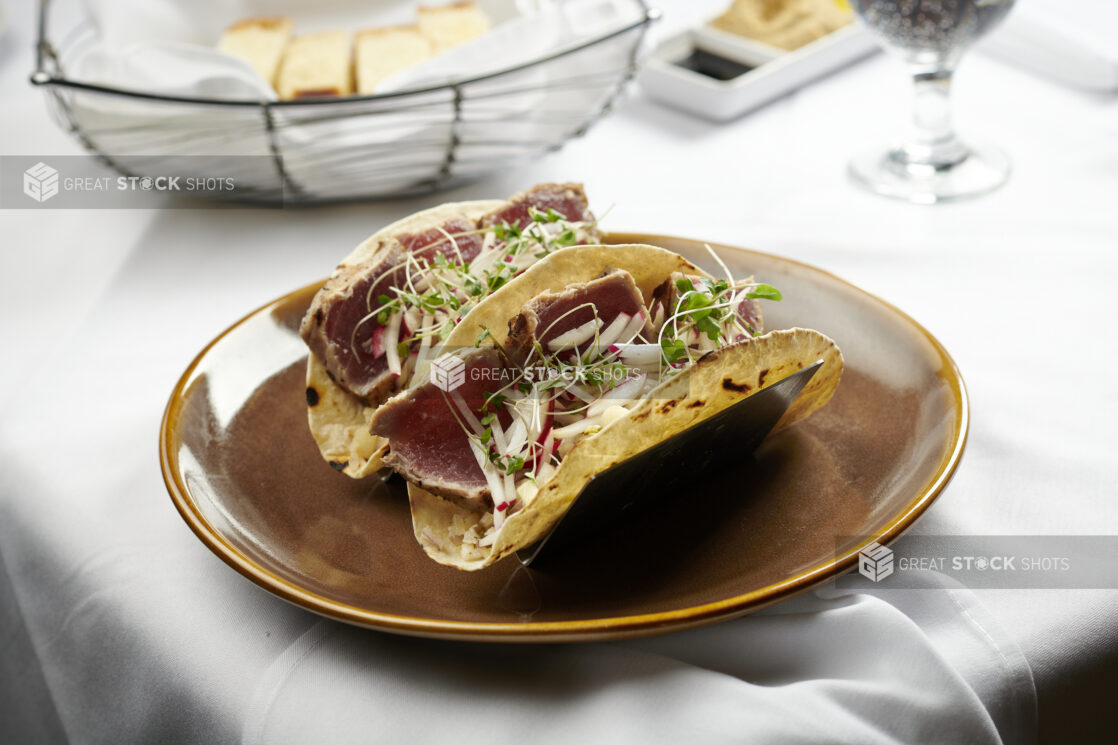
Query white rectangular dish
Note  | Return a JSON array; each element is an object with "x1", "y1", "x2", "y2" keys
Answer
[{"x1": 639, "y1": 19, "x2": 877, "y2": 122}]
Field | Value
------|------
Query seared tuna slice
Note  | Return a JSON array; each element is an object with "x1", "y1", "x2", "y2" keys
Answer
[
  {"x1": 480, "y1": 182, "x2": 596, "y2": 232},
  {"x1": 301, "y1": 219, "x2": 478, "y2": 402},
  {"x1": 301, "y1": 184, "x2": 597, "y2": 403},
  {"x1": 370, "y1": 348, "x2": 514, "y2": 503},
  {"x1": 506, "y1": 269, "x2": 653, "y2": 364},
  {"x1": 649, "y1": 272, "x2": 764, "y2": 339}
]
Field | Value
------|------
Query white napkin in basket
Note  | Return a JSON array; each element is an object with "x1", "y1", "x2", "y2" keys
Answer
[
  {"x1": 72, "y1": 0, "x2": 643, "y2": 101},
  {"x1": 64, "y1": 0, "x2": 647, "y2": 190}
]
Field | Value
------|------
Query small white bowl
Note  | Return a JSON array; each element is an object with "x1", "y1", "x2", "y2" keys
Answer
[{"x1": 640, "y1": 20, "x2": 877, "y2": 122}]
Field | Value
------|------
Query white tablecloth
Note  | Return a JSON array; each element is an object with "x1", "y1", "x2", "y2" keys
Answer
[{"x1": 2, "y1": 1, "x2": 1116, "y2": 742}]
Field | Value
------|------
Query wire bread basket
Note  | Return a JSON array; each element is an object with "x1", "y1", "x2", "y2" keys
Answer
[{"x1": 32, "y1": 0, "x2": 658, "y2": 203}]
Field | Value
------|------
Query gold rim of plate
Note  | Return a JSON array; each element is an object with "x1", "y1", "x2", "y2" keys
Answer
[{"x1": 159, "y1": 233, "x2": 969, "y2": 642}]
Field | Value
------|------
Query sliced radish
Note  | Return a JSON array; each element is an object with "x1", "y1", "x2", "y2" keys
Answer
[
  {"x1": 534, "y1": 429, "x2": 555, "y2": 470},
  {"x1": 584, "y1": 313, "x2": 631, "y2": 358},
  {"x1": 612, "y1": 343, "x2": 660, "y2": 369},
  {"x1": 564, "y1": 384, "x2": 596, "y2": 404},
  {"x1": 367, "y1": 324, "x2": 387, "y2": 359},
  {"x1": 618, "y1": 311, "x2": 648, "y2": 344},
  {"x1": 494, "y1": 475, "x2": 517, "y2": 528},
  {"x1": 547, "y1": 318, "x2": 601, "y2": 352},
  {"x1": 586, "y1": 373, "x2": 646, "y2": 417}
]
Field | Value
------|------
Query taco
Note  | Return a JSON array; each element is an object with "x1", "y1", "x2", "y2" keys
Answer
[
  {"x1": 369, "y1": 243, "x2": 843, "y2": 570},
  {"x1": 299, "y1": 183, "x2": 601, "y2": 477}
]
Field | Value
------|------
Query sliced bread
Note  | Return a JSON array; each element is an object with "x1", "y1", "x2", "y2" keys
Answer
[
  {"x1": 355, "y1": 26, "x2": 434, "y2": 94},
  {"x1": 276, "y1": 31, "x2": 354, "y2": 100},
  {"x1": 217, "y1": 17, "x2": 294, "y2": 87}
]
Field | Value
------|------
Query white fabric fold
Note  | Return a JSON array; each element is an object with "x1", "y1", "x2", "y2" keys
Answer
[{"x1": 235, "y1": 587, "x2": 1031, "y2": 745}]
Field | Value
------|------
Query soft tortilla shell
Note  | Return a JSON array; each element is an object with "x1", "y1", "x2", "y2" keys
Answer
[
  {"x1": 443, "y1": 243, "x2": 705, "y2": 350},
  {"x1": 407, "y1": 246, "x2": 843, "y2": 570},
  {"x1": 413, "y1": 243, "x2": 709, "y2": 385},
  {"x1": 304, "y1": 199, "x2": 503, "y2": 478}
]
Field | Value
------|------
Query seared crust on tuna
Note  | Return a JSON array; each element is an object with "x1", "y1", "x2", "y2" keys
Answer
[{"x1": 299, "y1": 183, "x2": 599, "y2": 478}]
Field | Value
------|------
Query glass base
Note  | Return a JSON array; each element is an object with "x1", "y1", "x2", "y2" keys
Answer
[{"x1": 848, "y1": 140, "x2": 1010, "y2": 205}]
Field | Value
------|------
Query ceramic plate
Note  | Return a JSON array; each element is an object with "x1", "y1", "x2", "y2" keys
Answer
[{"x1": 160, "y1": 233, "x2": 967, "y2": 642}]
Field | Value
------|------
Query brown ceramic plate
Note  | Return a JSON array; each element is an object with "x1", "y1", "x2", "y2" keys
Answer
[{"x1": 160, "y1": 232, "x2": 967, "y2": 642}]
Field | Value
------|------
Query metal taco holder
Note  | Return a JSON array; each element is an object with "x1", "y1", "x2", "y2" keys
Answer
[{"x1": 517, "y1": 359, "x2": 823, "y2": 566}]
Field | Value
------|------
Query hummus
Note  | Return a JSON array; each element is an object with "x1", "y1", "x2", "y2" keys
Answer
[{"x1": 711, "y1": 0, "x2": 852, "y2": 51}]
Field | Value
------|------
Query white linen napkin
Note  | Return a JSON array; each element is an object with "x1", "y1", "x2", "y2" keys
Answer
[{"x1": 235, "y1": 582, "x2": 1034, "y2": 745}]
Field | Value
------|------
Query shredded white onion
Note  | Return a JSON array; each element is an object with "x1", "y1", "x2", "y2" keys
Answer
[
  {"x1": 536, "y1": 462, "x2": 557, "y2": 485},
  {"x1": 403, "y1": 305, "x2": 421, "y2": 334},
  {"x1": 468, "y1": 439, "x2": 506, "y2": 509},
  {"x1": 417, "y1": 310, "x2": 434, "y2": 362},
  {"x1": 488, "y1": 414, "x2": 508, "y2": 454},
  {"x1": 449, "y1": 390, "x2": 484, "y2": 436},
  {"x1": 469, "y1": 242, "x2": 501, "y2": 276},
  {"x1": 384, "y1": 311, "x2": 404, "y2": 376},
  {"x1": 504, "y1": 417, "x2": 528, "y2": 457}
]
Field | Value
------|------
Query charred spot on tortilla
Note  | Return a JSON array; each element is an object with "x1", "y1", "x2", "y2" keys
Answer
[
  {"x1": 659, "y1": 399, "x2": 680, "y2": 413},
  {"x1": 721, "y1": 378, "x2": 752, "y2": 393},
  {"x1": 305, "y1": 386, "x2": 320, "y2": 407},
  {"x1": 758, "y1": 369, "x2": 769, "y2": 387},
  {"x1": 686, "y1": 400, "x2": 705, "y2": 408}
]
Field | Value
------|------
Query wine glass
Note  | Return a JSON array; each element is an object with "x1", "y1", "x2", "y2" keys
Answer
[{"x1": 848, "y1": 0, "x2": 1016, "y2": 204}]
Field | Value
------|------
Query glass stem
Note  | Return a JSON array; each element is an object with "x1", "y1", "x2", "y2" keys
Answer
[{"x1": 895, "y1": 69, "x2": 969, "y2": 171}]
